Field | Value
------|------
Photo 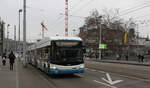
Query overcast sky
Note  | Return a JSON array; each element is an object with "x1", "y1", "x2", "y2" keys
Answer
[{"x1": 0, "y1": 0, "x2": 150, "y2": 42}]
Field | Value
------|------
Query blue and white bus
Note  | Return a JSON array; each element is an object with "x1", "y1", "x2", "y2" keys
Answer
[{"x1": 28, "y1": 37, "x2": 85, "y2": 75}]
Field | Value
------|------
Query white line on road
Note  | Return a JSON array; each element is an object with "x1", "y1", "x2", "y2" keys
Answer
[
  {"x1": 116, "y1": 73, "x2": 150, "y2": 83},
  {"x1": 102, "y1": 73, "x2": 123, "y2": 85},
  {"x1": 86, "y1": 68, "x2": 106, "y2": 73},
  {"x1": 87, "y1": 67, "x2": 150, "y2": 83},
  {"x1": 93, "y1": 80, "x2": 117, "y2": 88},
  {"x1": 16, "y1": 61, "x2": 19, "y2": 88},
  {"x1": 98, "y1": 71, "x2": 106, "y2": 73},
  {"x1": 91, "y1": 69, "x2": 97, "y2": 72}
]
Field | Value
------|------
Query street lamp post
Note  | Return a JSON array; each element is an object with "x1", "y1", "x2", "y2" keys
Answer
[
  {"x1": 7, "y1": 24, "x2": 10, "y2": 54},
  {"x1": 18, "y1": 9, "x2": 22, "y2": 53},
  {"x1": 14, "y1": 25, "x2": 16, "y2": 53},
  {"x1": 23, "y1": 0, "x2": 27, "y2": 67},
  {"x1": 98, "y1": 16, "x2": 102, "y2": 60}
]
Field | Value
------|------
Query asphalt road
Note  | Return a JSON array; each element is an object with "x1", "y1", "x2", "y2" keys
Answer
[{"x1": 0, "y1": 58, "x2": 150, "y2": 88}]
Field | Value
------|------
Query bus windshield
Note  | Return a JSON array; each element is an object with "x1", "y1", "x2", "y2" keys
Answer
[{"x1": 51, "y1": 41, "x2": 84, "y2": 65}]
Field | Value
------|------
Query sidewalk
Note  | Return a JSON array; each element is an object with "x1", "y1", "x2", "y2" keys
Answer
[
  {"x1": 0, "y1": 58, "x2": 17, "y2": 88},
  {"x1": 86, "y1": 57, "x2": 150, "y2": 66},
  {"x1": 0, "y1": 57, "x2": 54, "y2": 88}
]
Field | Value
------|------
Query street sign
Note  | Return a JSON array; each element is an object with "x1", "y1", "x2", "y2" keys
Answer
[{"x1": 99, "y1": 44, "x2": 107, "y2": 49}]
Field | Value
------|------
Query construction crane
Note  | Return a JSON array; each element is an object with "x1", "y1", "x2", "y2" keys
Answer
[{"x1": 65, "y1": 0, "x2": 68, "y2": 36}]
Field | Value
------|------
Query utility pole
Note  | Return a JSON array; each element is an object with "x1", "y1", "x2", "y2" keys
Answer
[
  {"x1": 18, "y1": 9, "x2": 22, "y2": 53},
  {"x1": 23, "y1": 0, "x2": 27, "y2": 67},
  {"x1": 99, "y1": 16, "x2": 102, "y2": 60},
  {"x1": 14, "y1": 25, "x2": 16, "y2": 53},
  {"x1": 96, "y1": 16, "x2": 102, "y2": 60},
  {"x1": 7, "y1": 24, "x2": 10, "y2": 54}
]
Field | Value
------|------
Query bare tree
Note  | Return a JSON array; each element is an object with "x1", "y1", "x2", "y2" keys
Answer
[{"x1": 79, "y1": 9, "x2": 137, "y2": 56}]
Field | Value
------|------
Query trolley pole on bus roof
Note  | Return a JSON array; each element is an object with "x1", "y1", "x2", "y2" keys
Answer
[{"x1": 23, "y1": 0, "x2": 27, "y2": 67}]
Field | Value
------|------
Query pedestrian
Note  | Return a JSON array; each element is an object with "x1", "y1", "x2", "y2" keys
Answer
[
  {"x1": 8, "y1": 51, "x2": 16, "y2": 70},
  {"x1": 125, "y1": 54, "x2": 128, "y2": 61},
  {"x1": 95, "y1": 53, "x2": 98, "y2": 60},
  {"x1": 116, "y1": 54, "x2": 119, "y2": 60},
  {"x1": 2, "y1": 53, "x2": 6, "y2": 66},
  {"x1": 141, "y1": 55, "x2": 144, "y2": 62},
  {"x1": 119, "y1": 54, "x2": 121, "y2": 60},
  {"x1": 138, "y1": 54, "x2": 141, "y2": 62}
]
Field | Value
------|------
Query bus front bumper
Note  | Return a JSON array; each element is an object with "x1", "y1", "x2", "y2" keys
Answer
[{"x1": 50, "y1": 68, "x2": 85, "y2": 75}]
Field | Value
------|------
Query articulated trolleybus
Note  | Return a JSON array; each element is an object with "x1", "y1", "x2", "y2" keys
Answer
[{"x1": 28, "y1": 37, "x2": 85, "y2": 75}]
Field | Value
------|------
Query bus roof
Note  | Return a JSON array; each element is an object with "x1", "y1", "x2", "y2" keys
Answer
[
  {"x1": 50, "y1": 36, "x2": 82, "y2": 41},
  {"x1": 28, "y1": 36, "x2": 82, "y2": 50}
]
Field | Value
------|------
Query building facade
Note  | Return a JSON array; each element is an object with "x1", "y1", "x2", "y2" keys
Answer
[{"x1": 0, "y1": 20, "x2": 5, "y2": 55}]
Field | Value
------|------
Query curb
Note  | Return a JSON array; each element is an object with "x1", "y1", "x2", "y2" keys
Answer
[
  {"x1": 87, "y1": 59, "x2": 150, "y2": 66},
  {"x1": 100, "y1": 60, "x2": 150, "y2": 66}
]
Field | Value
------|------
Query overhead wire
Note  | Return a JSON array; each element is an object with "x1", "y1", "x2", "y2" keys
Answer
[
  {"x1": 54, "y1": 0, "x2": 150, "y2": 34},
  {"x1": 120, "y1": 4, "x2": 150, "y2": 16},
  {"x1": 52, "y1": 0, "x2": 88, "y2": 31},
  {"x1": 72, "y1": 0, "x2": 95, "y2": 14},
  {"x1": 70, "y1": 0, "x2": 84, "y2": 10},
  {"x1": 56, "y1": 0, "x2": 86, "y2": 22},
  {"x1": 120, "y1": 0, "x2": 150, "y2": 14},
  {"x1": 55, "y1": 0, "x2": 96, "y2": 25},
  {"x1": 133, "y1": 14, "x2": 150, "y2": 19},
  {"x1": 116, "y1": 1, "x2": 150, "y2": 29},
  {"x1": 116, "y1": 0, "x2": 150, "y2": 17}
]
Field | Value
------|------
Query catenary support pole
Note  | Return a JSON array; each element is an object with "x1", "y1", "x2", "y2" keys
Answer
[{"x1": 23, "y1": 0, "x2": 27, "y2": 67}]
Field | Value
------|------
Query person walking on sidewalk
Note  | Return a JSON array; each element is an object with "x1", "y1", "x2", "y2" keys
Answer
[
  {"x1": 125, "y1": 54, "x2": 128, "y2": 61},
  {"x1": 141, "y1": 55, "x2": 144, "y2": 62},
  {"x1": 116, "y1": 54, "x2": 120, "y2": 60},
  {"x1": 138, "y1": 54, "x2": 141, "y2": 62},
  {"x1": 2, "y1": 53, "x2": 6, "y2": 66},
  {"x1": 8, "y1": 51, "x2": 16, "y2": 70}
]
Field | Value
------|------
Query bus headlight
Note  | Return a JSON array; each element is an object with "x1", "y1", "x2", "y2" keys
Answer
[
  {"x1": 80, "y1": 64, "x2": 84, "y2": 68},
  {"x1": 51, "y1": 66, "x2": 56, "y2": 69},
  {"x1": 50, "y1": 64, "x2": 57, "y2": 69}
]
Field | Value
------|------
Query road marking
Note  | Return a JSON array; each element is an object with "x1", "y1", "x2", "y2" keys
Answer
[
  {"x1": 98, "y1": 71, "x2": 106, "y2": 73},
  {"x1": 102, "y1": 73, "x2": 123, "y2": 85},
  {"x1": 86, "y1": 68, "x2": 106, "y2": 74},
  {"x1": 87, "y1": 67, "x2": 150, "y2": 83},
  {"x1": 91, "y1": 69, "x2": 97, "y2": 72},
  {"x1": 94, "y1": 80, "x2": 117, "y2": 88},
  {"x1": 116, "y1": 73, "x2": 150, "y2": 83},
  {"x1": 16, "y1": 62, "x2": 19, "y2": 88}
]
